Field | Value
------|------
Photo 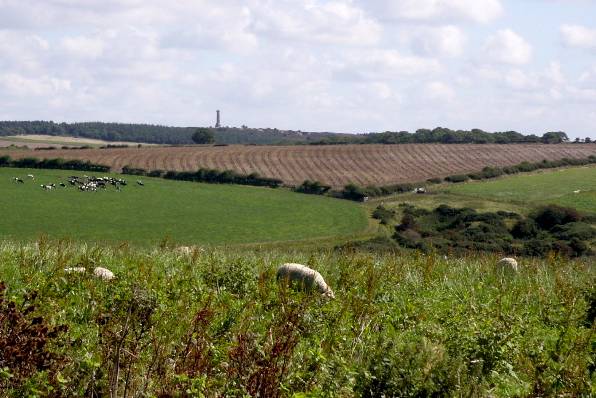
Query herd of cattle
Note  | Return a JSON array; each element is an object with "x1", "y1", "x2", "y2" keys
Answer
[{"x1": 12, "y1": 174, "x2": 145, "y2": 192}]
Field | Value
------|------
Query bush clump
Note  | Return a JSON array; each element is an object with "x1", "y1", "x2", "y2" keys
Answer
[
  {"x1": 372, "y1": 205, "x2": 396, "y2": 225},
  {"x1": 295, "y1": 180, "x2": 331, "y2": 195},
  {"x1": 444, "y1": 174, "x2": 469, "y2": 183},
  {"x1": 391, "y1": 204, "x2": 593, "y2": 257}
]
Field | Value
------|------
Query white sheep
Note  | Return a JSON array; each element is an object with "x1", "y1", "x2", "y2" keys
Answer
[
  {"x1": 174, "y1": 246, "x2": 193, "y2": 256},
  {"x1": 276, "y1": 263, "x2": 335, "y2": 298},
  {"x1": 93, "y1": 266, "x2": 115, "y2": 281},
  {"x1": 496, "y1": 257, "x2": 518, "y2": 272}
]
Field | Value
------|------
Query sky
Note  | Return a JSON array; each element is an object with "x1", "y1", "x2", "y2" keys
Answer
[{"x1": 0, "y1": 0, "x2": 595, "y2": 139}]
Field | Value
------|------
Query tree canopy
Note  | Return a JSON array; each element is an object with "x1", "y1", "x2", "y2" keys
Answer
[{"x1": 191, "y1": 128, "x2": 215, "y2": 144}]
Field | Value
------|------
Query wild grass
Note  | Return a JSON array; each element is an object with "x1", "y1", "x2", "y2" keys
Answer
[{"x1": 0, "y1": 240, "x2": 593, "y2": 397}]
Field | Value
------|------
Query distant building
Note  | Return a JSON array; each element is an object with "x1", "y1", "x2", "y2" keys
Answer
[{"x1": 215, "y1": 110, "x2": 221, "y2": 128}]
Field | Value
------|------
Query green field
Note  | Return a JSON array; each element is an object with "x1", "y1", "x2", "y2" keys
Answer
[
  {"x1": 444, "y1": 166, "x2": 596, "y2": 214},
  {"x1": 0, "y1": 168, "x2": 368, "y2": 245}
]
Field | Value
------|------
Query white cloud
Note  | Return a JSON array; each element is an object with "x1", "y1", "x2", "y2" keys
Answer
[
  {"x1": 61, "y1": 35, "x2": 105, "y2": 58},
  {"x1": 360, "y1": 0, "x2": 503, "y2": 23},
  {"x1": 484, "y1": 29, "x2": 532, "y2": 65},
  {"x1": 0, "y1": 31, "x2": 49, "y2": 72},
  {"x1": 250, "y1": 1, "x2": 381, "y2": 46},
  {"x1": 425, "y1": 81, "x2": 456, "y2": 101},
  {"x1": 340, "y1": 50, "x2": 441, "y2": 80},
  {"x1": 560, "y1": 24, "x2": 596, "y2": 50},
  {"x1": 401, "y1": 25, "x2": 466, "y2": 57},
  {"x1": 503, "y1": 69, "x2": 539, "y2": 90},
  {"x1": 0, "y1": 1, "x2": 594, "y2": 139},
  {"x1": 0, "y1": 73, "x2": 71, "y2": 97},
  {"x1": 579, "y1": 65, "x2": 596, "y2": 85}
]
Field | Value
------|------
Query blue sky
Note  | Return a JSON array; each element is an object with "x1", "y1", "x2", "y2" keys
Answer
[{"x1": 0, "y1": 0, "x2": 595, "y2": 139}]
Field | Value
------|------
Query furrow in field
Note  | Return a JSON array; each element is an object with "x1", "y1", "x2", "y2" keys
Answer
[{"x1": 0, "y1": 144, "x2": 593, "y2": 187}]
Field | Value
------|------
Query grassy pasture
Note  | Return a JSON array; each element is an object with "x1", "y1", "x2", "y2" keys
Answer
[
  {"x1": 0, "y1": 168, "x2": 367, "y2": 246},
  {"x1": 445, "y1": 166, "x2": 596, "y2": 214}
]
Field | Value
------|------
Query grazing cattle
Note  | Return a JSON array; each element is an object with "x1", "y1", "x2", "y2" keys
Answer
[
  {"x1": 60, "y1": 183, "x2": 66, "y2": 187},
  {"x1": 137, "y1": 180, "x2": 144, "y2": 186},
  {"x1": 276, "y1": 263, "x2": 335, "y2": 298},
  {"x1": 573, "y1": 190, "x2": 581, "y2": 194},
  {"x1": 27, "y1": 174, "x2": 34, "y2": 179}
]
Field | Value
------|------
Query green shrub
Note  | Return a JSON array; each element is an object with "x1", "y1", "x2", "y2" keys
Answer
[
  {"x1": 355, "y1": 337, "x2": 461, "y2": 397},
  {"x1": 372, "y1": 205, "x2": 396, "y2": 225},
  {"x1": 122, "y1": 165, "x2": 147, "y2": 176},
  {"x1": 341, "y1": 183, "x2": 368, "y2": 201},
  {"x1": 551, "y1": 222, "x2": 596, "y2": 241},
  {"x1": 444, "y1": 174, "x2": 469, "y2": 183},
  {"x1": 295, "y1": 180, "x2": 331, "y2": 195},
  {"x1": 530, "y1": 205, "x2": 582, "y2": 230},
  {"x1": 511, "y1": 219, "x2": 539, "y2": 239}
]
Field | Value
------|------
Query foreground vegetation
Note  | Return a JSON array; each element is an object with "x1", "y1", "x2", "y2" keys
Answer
[
  {"x1": 0, "y1": 168, "x2": 367, "y2": 246},
  {"x1": 0, "y1": 243, "x2": 594, "y2": 397}
]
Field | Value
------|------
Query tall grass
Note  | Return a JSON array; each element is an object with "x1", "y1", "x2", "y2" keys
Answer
[{"x1": 0, "y1": 240, "x2": 594, "y2": 397}]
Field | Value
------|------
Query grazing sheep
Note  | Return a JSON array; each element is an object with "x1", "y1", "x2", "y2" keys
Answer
[
  {"x1": 276, "y1": 263, "x2": 335, "y2": 298},
  {"x1": 64, "y1": 267, "x2": 86, "y2": 274},
  {"x1": 174, "y1": 246, "x2": 193, "y2": 256},
  {"x1": 573, "y1": 190, "x2": 581, "y2": 194},
  {"x1": 93, "y1": 267, "x2": 115, "y2": 281},
  {"x1": 496, "y1": 257, "x2": 518, "y2": 272}
]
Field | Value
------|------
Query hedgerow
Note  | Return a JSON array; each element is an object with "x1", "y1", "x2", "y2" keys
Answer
[
  {"x1": 338, "y1": 156, "x2": 596, "y2": 201},
  {"x1": 121, "y1": 166, "x2": 283, "y2": 188},
  {"x1": 0, "y1": 155, "x2": 110, "y2": 172}
]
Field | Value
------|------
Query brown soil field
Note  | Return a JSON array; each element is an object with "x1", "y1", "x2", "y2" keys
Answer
[{"x1": 1, "y1": 144, "x2": 594, "y2": 187}]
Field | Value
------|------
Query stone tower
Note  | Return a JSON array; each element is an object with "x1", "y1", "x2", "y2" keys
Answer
[{"x1": 215, "y1": 110, "x2": 221, "y2": 128}]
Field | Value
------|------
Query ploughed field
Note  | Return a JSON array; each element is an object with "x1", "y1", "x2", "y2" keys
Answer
[
  {"x1": 1, "y1": 143, "x2": 594, "y2": 187},
  {"x1": 0, "y1": 168, "x2": 367, "y2": 245}
]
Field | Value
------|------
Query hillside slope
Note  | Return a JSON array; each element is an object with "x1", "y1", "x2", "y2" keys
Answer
[{"x1": 2, "y1": 143, "x2": 594, "y2": 187}]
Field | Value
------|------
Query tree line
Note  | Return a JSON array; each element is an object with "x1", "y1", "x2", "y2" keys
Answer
[{"x1": 1, "y1": 121, "x2": 588, "y2": 146}]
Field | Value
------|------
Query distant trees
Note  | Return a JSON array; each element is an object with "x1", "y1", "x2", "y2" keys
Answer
[
  {"x1": 542, "y1": 131, "x2": 568, "y2": 144},
  {"x1": 0, "y1": 120, "x2": 583, "y2": 146},
  {"x1": 191, "y1": 128, "x2": 215, "y2": 144}
]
